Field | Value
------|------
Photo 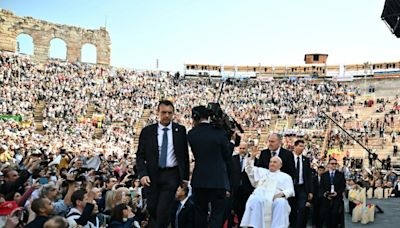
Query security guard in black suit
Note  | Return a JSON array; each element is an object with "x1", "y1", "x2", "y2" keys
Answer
[
  {"x1": 230, "y1": 142, "x2": 254, "y2": 225},
  {"x1": 320, "y1": 158, "x2": 345, "y2": 228},
  {"x1": 256, "y1": 133, "x2": 296, "y2": 179},
  {"x1": 188, "y1": 106, "x2": 234, "y2": 228},
  {"x1": 136, "y1": 100, "x2": 190, "y2": 228},
  {"x1": 312, "y1": 165, "x2": 326, "y2": 228},
  {"x1": 290, "y1": 139, "x2": 313, "y2": 228}
]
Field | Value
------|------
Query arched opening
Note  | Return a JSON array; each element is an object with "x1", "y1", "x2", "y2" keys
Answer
[
  {"x1": 81, "y1": 43, "x2": 97, "y2": 63},
  {"x1": 49, "y1": 38, "x2": 67, "y2": 60},
  {"x1": 16, "y1": 33, "x2": 34, "y2": 55}
]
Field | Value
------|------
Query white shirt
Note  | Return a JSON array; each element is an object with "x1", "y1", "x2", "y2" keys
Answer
[
  {"x1": 294, "y1": 154, "x2": 304, "y2": 185},
  {"x1": 179, "y1": 196, "x2": 190, "y2": 210},
  {"x1": 239, "y1": 155, "x2": 248, "y2": 172},
  {"x1": 271, "y1": 147, "x2": 281, "y2": 156},
  {"x1": 158, "y1": 122, "x2": 177, "y2": 167}
]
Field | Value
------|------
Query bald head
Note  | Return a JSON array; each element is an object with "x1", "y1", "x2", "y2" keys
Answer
[
  {"x1": 269, "y1": 156, "x2": 282, "y2": 172},
  {"x1": 238, "y1": 142, "x2": 248, "y2": 156}
]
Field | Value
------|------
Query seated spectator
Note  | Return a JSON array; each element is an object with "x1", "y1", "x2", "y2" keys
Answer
[
  {"x1": 108, "y1": 203, "x2": 137, "y2": 228},
  {"x1": 171, "y1": 181, "x2": 194, "y2": 228}
]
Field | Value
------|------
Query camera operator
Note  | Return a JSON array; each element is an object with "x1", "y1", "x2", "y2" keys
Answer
[{"x1": 188, "y1": 106, "x2": 235, "y2": 228}]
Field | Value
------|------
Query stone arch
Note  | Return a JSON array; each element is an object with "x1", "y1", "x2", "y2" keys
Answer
[
  {"x1": 81, "y1": 43, "x2": 97, "y2": 63},
  {"x1": 16, "y1": 33, "x2": 34, "y2": 55},
  {"x1": 49, "y1": 38, "x2": 67, "y2": 60},
  {"x1": 0, "y1": 9, "x2": 111, "y2": 65}
]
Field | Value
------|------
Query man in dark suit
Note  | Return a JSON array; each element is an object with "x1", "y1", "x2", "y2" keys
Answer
[
  {"x1": 320, "y1": 158, "x2": 345, "y2": 228},
  {"x1": 171, "y1": 181, "x2": 195, "y2": 228},
  {"x1": 136, "y1": 100, "x2": 189, "y2": 228},
  {"x1": 312, "y1": 165, "x2": 326, "y2": 228},
  {"x1": 188, "y1": 106, "x2": 233, "y2": 228},
  {"x1": 290, "y1": 139, "x2": 313, "y2": 228},
  {"x1": 256, "y1": 133, "x2": 295, "y2": 179},
  {"x1": 230, "y1": 142, "x2": 254, "y2": 225}
]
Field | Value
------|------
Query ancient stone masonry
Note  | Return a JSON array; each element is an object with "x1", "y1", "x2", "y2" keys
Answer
[{"x1": 0, "y1": 9, "x2": 111, "y2": 65}]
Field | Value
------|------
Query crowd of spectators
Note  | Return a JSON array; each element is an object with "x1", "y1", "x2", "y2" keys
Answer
[{"x1": 0, "y1": 51, "x2": 398, "y2": 227}]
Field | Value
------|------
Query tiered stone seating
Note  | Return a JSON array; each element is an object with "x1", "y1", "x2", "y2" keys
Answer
[
  {"x1": 34, "y1": 101, "x2": 46, "y2": 134},
  {"x1": 332, "y1": 96, "x2": 400, "y2": 168}
]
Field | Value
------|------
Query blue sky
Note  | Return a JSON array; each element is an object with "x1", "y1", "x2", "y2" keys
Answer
[{"x1": 1, "y1": 0, "x2": 398, "y2": 70}]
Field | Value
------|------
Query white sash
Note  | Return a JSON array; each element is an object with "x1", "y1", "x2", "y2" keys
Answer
[{"x1": 255, "y1": 173, "x2": 278, "y2": 228}]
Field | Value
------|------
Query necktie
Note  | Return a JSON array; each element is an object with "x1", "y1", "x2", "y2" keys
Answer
[
  {"x1": 296, "y1": 156, "x2": 300, "y2": 184},
  {"x1": 159, "y1": 127, "x2": 169, "y2": 168},
  {"x1": 272, "y1": 151, "x2": 277, "y2": 157},
  {"x1": 240, "y1": 156, "x2": 244, "y2": 171},
  {"x1": 175, "y1": 203, "x2": 183, "y2": 228},
  {"x1": 330, "y1": 171, "x2": 335, "y2": 184}
]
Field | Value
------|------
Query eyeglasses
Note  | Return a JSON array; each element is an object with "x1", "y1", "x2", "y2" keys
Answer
[{"x1": 330, "y1": 163, "x2": 338, "y2": 165}]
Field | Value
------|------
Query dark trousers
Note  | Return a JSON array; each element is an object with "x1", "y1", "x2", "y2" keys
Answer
[
  {"x1": 147, "y1": 167, "x2": 180, "y2": 228},
  {"x1": 349, "y1": 201, "x2": 356, "y2": 216},
  {"x1": 232, "y1": 185, "x2": 252, "y2": 224},
  {"x1": 322, "y1": 198, "x2": 344, "y2": 228},
  {"x1": 312, "y1": 197, "x2": 323, "y2": 228},
  {"x1": 192, "y1": 188, "x2": 226, "y2": 228},
  {"x1": 290, "y1": 184, "x2": 308, "y2": 228},
  {"x1": 224, "y1": 196, "x2": 234, "y2": 228}
]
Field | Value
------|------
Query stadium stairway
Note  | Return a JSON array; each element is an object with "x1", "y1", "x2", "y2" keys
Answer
[
  {"x1": 34, "y1": 101, "x2": 45, "y2": 134},
  {"x1": 330, "y1": 97, "x2": 400, "y2": 168},
  {"x1": 133, "y1": 108, "x2": 151, "y2": 147},
  {"x1": 275, "y1": 118, "x2": 288, "y2": 132},
  {"x1": 287, "y1": 115, "x2": 296, "y2": 129},
  {"x1": 321, "y1": 119, "x2": 332, "y2": 157},
  {"x1": 85, "y1": 104, "x2": 95, "y2": 119},
  {"x1": 85, "y1": 104, "x2": 104, "y2": 139},
  {"x1": 269, "y1": 115, "x2": 278, "y2": 132},
  {"x1": 94, "y1": 128, "x2": 103, "y2": 139}
]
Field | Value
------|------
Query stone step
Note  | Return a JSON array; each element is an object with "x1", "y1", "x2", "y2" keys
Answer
[
  {"x1": 33, "y1": 101, "x2": 46, "y2": 135},
  {"x1": 94, "y1": 128, "x2": 103, "y2": 139}
]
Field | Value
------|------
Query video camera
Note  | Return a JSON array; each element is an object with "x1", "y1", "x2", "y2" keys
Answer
[
  {"x1": 71, "y1": 167, "x2": 91, "y2": 182},
  {"x1": 207, "y1": 102, "x2": 244, "y2": 146}
]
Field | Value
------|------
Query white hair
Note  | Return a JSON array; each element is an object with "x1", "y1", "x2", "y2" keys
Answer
[{"x1": 270, "y1": 156, "x2": 283, "y2": 166}]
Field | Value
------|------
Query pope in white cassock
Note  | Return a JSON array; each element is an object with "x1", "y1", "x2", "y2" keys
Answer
[{"x1": 240, "y1": 156, "x2": 294, "y2": 228}]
